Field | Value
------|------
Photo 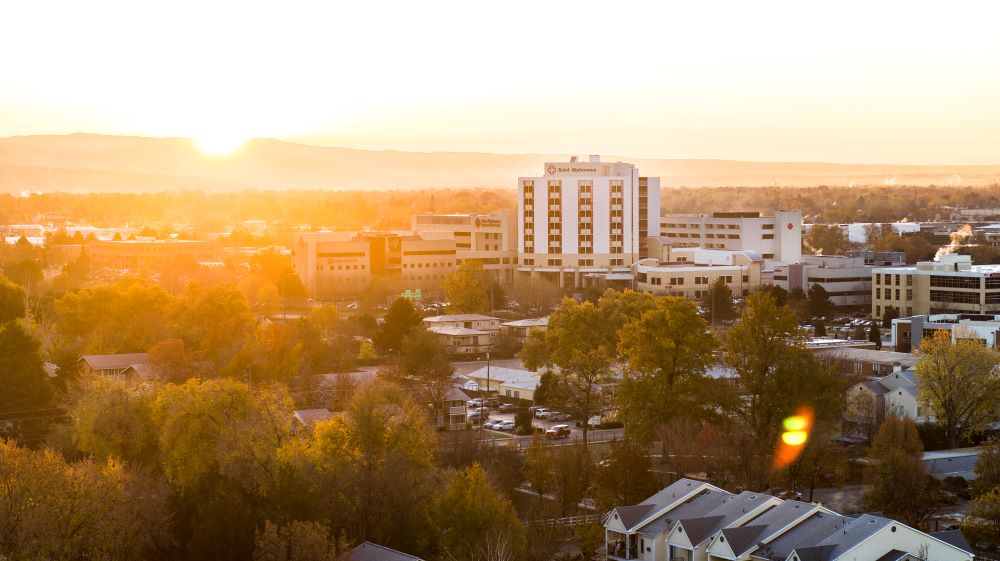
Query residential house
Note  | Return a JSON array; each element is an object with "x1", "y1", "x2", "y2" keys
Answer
[
  {"x1": 292, "y1": 408, "x2": 332, "y2": 433},
  {"x1": 845, "y1": 365, "x2": 927, "y2": 439},
  {"x1": 466, "y1": 366, "x2": 540, "y2": 402},
  {"x1": 605, "y1": 478, "x2": 973, "y2": 561},
  {"x1": 424, "y1": 314, "x2": 501, "y2": 356},
  {"x1": 79, "y1": 353, "x2": 151, "y2": 377},
  {"x1": 500, "y1": 317, "x2": 549, "y2": 344},
  {"x1": 344, "y1": 542, "x2": 425, "y2": 561},
  {"x1": 431, "y1": 387, "x2": 470, "y2": 431}
]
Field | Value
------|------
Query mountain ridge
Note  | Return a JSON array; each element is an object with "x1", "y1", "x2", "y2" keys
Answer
[{"x1": 1, "y1": 133, "x2": 998, "y2": 192}]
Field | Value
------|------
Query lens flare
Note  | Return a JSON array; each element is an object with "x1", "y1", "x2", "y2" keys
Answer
[{"x1": 774, "y1": 407, "x2": 814, "y2": 469}]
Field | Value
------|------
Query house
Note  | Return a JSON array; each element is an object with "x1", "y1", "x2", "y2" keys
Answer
[
  {"x1": 292, "y1": 408, "x2": 333, "y2": 432},
  {"x1": 845, "y1": 365, "x2": 928, "y2": 438},
  {"x1": 500, "y1": 317, "x2": 549, "y2": 344},
  {"x1": 79, "y1": 353, "x2": 151, "y2": 377},
  {"x1": 427, "y1": 326, "x2": 493, "y2": 356},
  {"x1": 431, "y1": 387, "x2": 470, "y2": 431},
  {"x1": 605, "y1": 478, "x2": 973, "y2": 561},
  {"x1": 466, "y1": 365, "x2": 541, "y2": 401},
  {"x1": 422, "y1": 314, "x2": 501, "y2": 333},
  {"x1": 344, "y1": 542, "x2": 425, "y2": 561}
]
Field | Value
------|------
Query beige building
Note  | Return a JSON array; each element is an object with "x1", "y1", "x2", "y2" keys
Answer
[
  {"x1": 660, "y1": 210, "x2": 802, "y2": 264},
  {"x1": 292, "y1": 231, "x2": 457, "y2": 300},
  {"x1": 89, "y1": 238, "x2": 218, "y2": 272},
  {"x1": 632, "y1": 242, "x2": 762, "y2": 299},
  {"x1": 872, "y1": 254, "x2": 1000, "y2": 319},
  {"x1": 500, "y1": 317, "x2": 548, "y2": 344},
  {"x1": 411, "y1": 211, "x2": 518, "y2": 284},
  {"x1": 423, "y1": 314, "x2": 501, "y2": 356},
  {"x1": 518, "y1": 155, "x2": 661, "y2": 288}
]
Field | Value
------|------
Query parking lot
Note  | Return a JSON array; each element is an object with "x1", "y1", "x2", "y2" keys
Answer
[{"x1": 467, "y1": 406, "x2": 607, "y2": 443}]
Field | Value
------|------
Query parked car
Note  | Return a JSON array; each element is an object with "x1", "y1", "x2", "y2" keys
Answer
[
  {"x1": 550, "y1": 412, "x2": 572, "y2": 421},
  {"x1": 533, "y1": 408, "x2": 552, "y2": 419},
  {"x1": 468, "y1": 398, "x2": 483, "y2": 408},
  {"x1": 498, "y1": 403, "x2": 516, "y2": 412},
  {"x1": 545, "y1": 424, "x2": 571, "y2": 439},
  {"x1": 587, "y1": 415, "x2": 602, "y2": 428},
  {"x1": 485, "y1": 398, "x2": 500, "y2": 408},
  {"x1": 498, "y1": 421, "x2": 515, "y2": 431},
  {"x1": 468, "y1": 411, "x2": 485, "y2": 422},
  {"x1": 484, "y1": 419, "x2": 505, "y2": 430}
]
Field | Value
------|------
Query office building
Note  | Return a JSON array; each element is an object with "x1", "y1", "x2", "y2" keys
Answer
[
  {"x1": 765, "y1": 254, "x2": 904, "y2": 308},
  {"x1": 89, "y1": 238, "x2": 218, "y2": 272},
  {"x1": 890, "y1": 313, "x2": 1000, "y2": 352},
  {"x1": 633, "y1": 241, "x2": 762, "y2": 299},
  {"x1": 292, "y1": 231, "x2": 456, "y2": 301},
  {"x1": 411, "y1": 210, "x2": 517, "y2": 283},
  {"x1": 517, "y1": 155, "x2": 660, "y2": 288},
  {"x1": 871, "y1": 254, "x2": 1000, "y2": 319},
  {"x1": 660, "y1": 210, "x2": 802, "y2": 264}
]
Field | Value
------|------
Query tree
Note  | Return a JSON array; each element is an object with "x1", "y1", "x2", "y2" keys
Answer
[
  {"x1": 0, "y1": 320, "x2": 53, "y2": 418},
  {"x1": 701, "y1": 277, "x2": 736, "y2": 322},
  {"x1": 253, "y1": 520, "x2": 348, "y2": 561},
  {"x1": 382, "y1": 326, "x2": 455, "y2": 414},
  {"x1": 433, "y1": 464, "x2": 526, "y2": 561},
  {"x1": 148, "y1": 338, "x2": 209, "y2": 383},
  {"x1": 523, "y1": 438, "x2": 555, "y2": 507},
  {"x1": 782, "y1": 425, "x2": 846, "y2": 502},
  {"x1": 0, "y1": 439, "x2": 173, "y2": 561},
  {"x1": 882, "y1": 305, "x2": 900, "y2": 327},
  {"x1": 973, "y1": 440, "x2": 1000, "y2": 498},
  {"x1": 591, "y1": 439, "x2": 659, "y2": 512},
  {"x1": 963, "y1": 488, "x2": 1000, "y2": 548},
  {"x1": 0, "y1": 275, "x2": 25, "y2": 323},
  {"x1": 807, "y1": 283, "x2": 833, "y2": 319},
  {"x1": 863, "y1": 416, "x2": 941, "y2": 528},
  {"x1": 54, "y1": 280, "x2": 173, "y2": 355},
  {"x1": 852, "y1": 322, "x2": 868, "y2": 341},
  {"x1": 846, "y1": 386, "x2": 879, "y2": 443},
  {"x1": 67, "y1": 376, "x2": 159, "y2": 466},
  {"x1": 721, "y1": 293, "x2": 843, "y2": 490},
  {"x1": 518, "y1": 328, "x2": 549, "y2": 372},
  {"x1": 538, "y1": 299, "x2": 615, "y2": 446},
  {"x1": 813, "y1": 318, "x2": 827, "y2": 337},
  {"x1": 374, "y1": 297, "x2": 422, "y2": 354},
  {"x1": 551, "y1": 443, "x2": 594, "y2": 516},
  {"x1": 915, "y1": 329, "x2": 1000, "y2": 449},
  {"x1": 616, "y1": 297, "x2": 722, "y2": 447},
  {"x1": 531, "y1": 371, "x2": 561, "y2": 408},
  {"x1": 172, "y1": 283, "x2": 255, "y2": 366},
  {"x1": 868, "y1": 321, "x2": 883, "y2": 350},
  {"x1": 804, "y1": 224, "x2": 850, "y2": 255},
  {"x1": 442, "y1": 260, "x2": 491, "y2": 314}
]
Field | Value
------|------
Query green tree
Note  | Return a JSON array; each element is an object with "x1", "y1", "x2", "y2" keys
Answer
[
  {"x1": 524, "y1": 438, "x2": 555, "y2": 507},
  {"x1": 518, "y1": 328, "x2": 549, "y2": 372},
  {"x1": 54, "y1": 279, "x2": 173, "y2": 354},
  {"x1": 0, "y1": 320, "x2": 53, "y2": 417},
  {"x1": 172, "y1": 283, "x2": 255, "y2": 366},
  {"x1": 701, "y1": 277, "x2": 736, "y2": 322},
  {"x1": 374, "y1": 297, "x2": 422, "y2": 354},
  {"x1": 442, "y1": 260, "x2": 491, "y2": 314},
  {"x1": 551, "y1": 443, "x2": 594, "y2": 516},
  {"x1": 807, "y1": 283, "x2": 833, "y2": 319},
  {"x1": 868, "y1": 321, "x2": 882, "y2": 350},
  {"x1": 0, "y1": 275, "x2": 25, "y2": 323},
  {"x1": 963, "y1": 488, "x2": 1000, "y2": 548},
  {"x1": 915, "y1": 329, "x2": 1000, "y2": 448},
  {"x1": 852, "y1": 322, "x2": 867, "y2": 341},
  {"x1": 382, "y1": 326, "x2": 455, "y2": 411},
  {"x1": 882, "y1": 305, "x2": 900, "y2": 327},
  {"x1": 863, "y1": 416, "x2": 941, "y2": 528},
  {"x1": 433, "y1": 464, "x2": 526, "y2": 561},
  {"x1": 813, "y1": 318, "x2": 827, "y2": 337},
  {"x1": 973, "y1": 440, "x2": 1000, "y2": 498},
  {"x1": 591, "y1": 439, "x2": 659, "y2": 512},
  {"x1": 532, "y1": 371, "x2": 561, "y2": 407},
  {"x1": 67, "y1": 376, "x2": 159, "y2": 466},
  {"x1": 617, "y1": 297, "x2": 722, "y2": 446},
  {"x1": 804, "y1": 224, "x2": 850, "y2": 255}
]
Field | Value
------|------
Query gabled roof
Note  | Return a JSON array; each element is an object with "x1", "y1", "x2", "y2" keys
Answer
[
  {"x1": 732, "y1": 500, "x2": 820, "y2": 555},
  {"x1": 445, "y1": 387, "x2": 472, "y2": 402},
  {"x1": 813, "y1": 514, "x2": 893, "y2": 560},
  {"x1": 613, "y1": 504, "x2": 656, "y2": 530},
  {"x1": 292, "y1": 408, "x2": 332, "y2": 427},
  {"x1": 876, "y1": 369, "x2": 917, "y2": 390},
  {"x1": 683, "y1": 491, "x2": 775, "y2": 545},
  {"x1": 611, "y1": 478, "x2": 722, "y2": 532},
  {"x1": 873, "y1": 551, "x2": 919, "y2": 561},
  {"x1": 753, "y1": 512, "x2": 852, "y2": 561},
  {"x1": 792, "y1": 544, "x2": 837, "y2": 561},
  {"x1": 80, "y1": 353, "x2": 151, "y2": 369},
  {"x1": 641, "y1": 489, "x2": 732, "y2": 537},
  {"x1": 929, "y1": 529, "x2": 973, "y2": 553},
  {"x1": 719, "y1": 524, "x2": 768, "y2": 557},
  {"x1": 502, "y1": 317, "x2": 549, "y2": 328},
  {"x1": 679, "y1": 515, "x2": 726, "y2": 546},
  {"x1": 344, "y1": 542, "x2": 424, "y2": 561},
  {"x1": 428, "y1": 326, "x2": 489, "y2": 336}
]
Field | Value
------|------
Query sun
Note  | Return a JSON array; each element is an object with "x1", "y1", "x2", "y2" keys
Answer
[{"x1": 192, "y1": 133, "x2": 249, "y2": 156}]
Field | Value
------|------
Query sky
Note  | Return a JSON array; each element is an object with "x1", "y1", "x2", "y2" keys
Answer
[{"x1": 1, "y1": 0, "x2": 999, "y2": 163}]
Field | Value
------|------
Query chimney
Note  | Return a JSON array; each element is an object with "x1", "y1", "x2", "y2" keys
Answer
[
  {"x1": 589, "y1": 155, "x2": 601, "y2": 163},
  {"x1": 570, "y1": 156, "x2": 578, "y2": 163}
]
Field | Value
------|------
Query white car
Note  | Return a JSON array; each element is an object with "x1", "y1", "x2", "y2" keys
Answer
[
  {"x1": 533, "y1": 408, "x2": 551, "y2": 419},
  {"x1": 484, "y1": 419, "x2": 505, "y2": 430},
  {"x1": 497, "y1": 420, "x2": 515, "y2": 431}
]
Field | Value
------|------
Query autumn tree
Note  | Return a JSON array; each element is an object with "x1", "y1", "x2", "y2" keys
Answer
[
  {"x1": 381, "y1": 326, "x2": 455, "y2": 412},
  {"x1": 782, "y1": 424, "x2": 846, "y2": 502},
  {"x1": 915, "y1": 328, "x2": 1000, "y2": 448},
  {"x1": 863, "y1": 416, "x2": 941, "y2": 528},
  {"x1": 617, "y1": 297, "x2": 722, "y2": 447},
  {"x1": 0, "y1": 274, "x2": 25, "y2": 323},
  {"x1": 551, "y1": 442, "x2": 594, "y2": 516},
  {"x1": 67, "y1": 375, "x2": 159, "y2": 466},
  {"x1": 591, "y1": 439, "x2": 659, "y2": 512},
  {"x1": 523, "y1": 438, "x2": 555, "y2": 508},
  {"x1": 433, "y1": 464, "x2": 526, "y2": 561},
  {"x1": 804, "y1": 224, "x2": 850, "y2": 255},
  {"x1": 973, "y1": 440, "x2": 1000, "y2": 498},
  {"x1": 253, "y1": 520, "x2": 348, "y2": 561},
  {"x1": 721, "y1": 292, "x2": 843, "y2": 490},
  {"x1": 442, "y1": 260, "x2": 491, "y2": 314},
  {"x1": 54, "y1": 279, "x2": 173, "y2": 355},
  {"x1": 171, "y1": 283, "x2": 256, "y2": 366},
  {"x1": 148, "y1": 338, "x2": 209, "y2": 383},
  {"x1": 963, "y1": 488, "x2": 1000, "y2": 547}
]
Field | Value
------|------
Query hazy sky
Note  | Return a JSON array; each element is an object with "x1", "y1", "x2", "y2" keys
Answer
[{"x1": 1, "y1": 0, "x2": 999, "y2": 163}]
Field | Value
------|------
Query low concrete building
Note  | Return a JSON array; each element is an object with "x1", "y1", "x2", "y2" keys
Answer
[{"x1": 633, "y1": 244, "x2": 763, "y2": 299}]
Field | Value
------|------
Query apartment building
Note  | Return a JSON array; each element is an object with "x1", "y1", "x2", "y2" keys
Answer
[
  {"x1": 411, "y1": 210, "x2": 518, "y2": 284},
  {"x1": 423, "y1": 314, "x2": 501, "y2": 356},
  {"x1": 765, "y1": 254, "x2": 902, "y2": 308},
  {"x1": 605, "y1": 478, "x2": 972, "y2": 561},
  {"x1": 89, "y1": 238, "x2": 218, "y2": 272},
  {"x1": 871, "y1": 254, "x2": 1000, "y2": 319},
  {"x1": 292, "y1": 231, "x2": 456, "y2": 300},
  {"x1": 517, "y1": 155, "x2": 661, "y2": 288},
  {"x1": 633, "y1": 245, "x2": 762, "y2": 299},
  {"x1": 660, "y1": 210, "x2": 802, "y2": 264}
]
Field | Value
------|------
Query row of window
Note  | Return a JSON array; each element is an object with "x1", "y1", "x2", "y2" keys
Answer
[
  {"x1": 930, "y1": 290, "x2": 980, "y2": 304},
  {"x1": 807, "y1": 276, "x2": 872, "y2": 283}
]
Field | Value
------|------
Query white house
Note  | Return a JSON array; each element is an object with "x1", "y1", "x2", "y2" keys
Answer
[
  {"x1": 605, "y1": 479, "x2": 973, "y2": 561},
  {"x1": 846, "y1": 365, "x2": 928, "y2": 438}
]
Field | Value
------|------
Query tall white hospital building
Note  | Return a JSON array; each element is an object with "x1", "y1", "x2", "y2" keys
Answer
[{"x1": 517, "y1": 155, "x2": 660, "y2": 288}]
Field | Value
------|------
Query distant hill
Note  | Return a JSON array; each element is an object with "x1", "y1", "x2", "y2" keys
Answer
[{"x1": 1, "y1": 133, "x2": 998, "y2": 192}]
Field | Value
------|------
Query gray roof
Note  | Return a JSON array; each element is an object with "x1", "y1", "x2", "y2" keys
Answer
[
  {"x1": 930, "y1": 529, "x2": 973, "y2": 553},
  {"x1": 719, "y1": 524, "x2": 768, "y2": 557},
  {"x1": 752, "y1": 512, "x2": 852, "y2": 561},
  {"x1": 614, "y1": 504, "x2": 655, "y2": 530},
  {"x1": 814, "y1": 347, "x2": 917, "y2": 367},
  {"x1": 877, "y1": 369, "x2": 917, "y2": 390},
  {"x1": 813, "y1": 514, "x2": 893, "y2": 560},
  {"x1": 793, "y1": 544, "x2": 837, "y2": 561},
  {"x1": 423, "y1": 314, "x2": 498, "y2": 323},
  {"x1": 616, "y1": 478, "x2": 715, "y2": 531},
  {"x1": 683, "y1": 491, "x2": 774, "y2": 545},
  {"x1": 678, "y1": 515, "x2": 726, "y2": 546},
  {"x1": 874, "y1": 551, "x2": 920, "y2": 561},
  {"x1": 640, "y1": 489, "x2": 731, "y2": 537},
  {"x1": 80, "y1": 353, "x2": 151, "y2": 369},
  {"x1": 344, "y1": 542, "x2": 423, "y2": 561},
  {"x1": 445, "y1": 387, "x2": 472, "y2": 402},
  {"x1": 725, "y1": 500, "x2": 818, "y2": 556}
]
